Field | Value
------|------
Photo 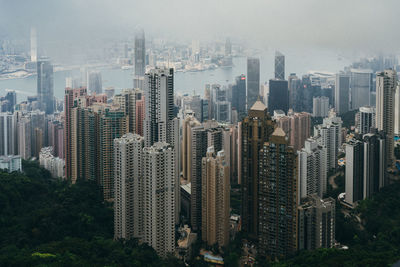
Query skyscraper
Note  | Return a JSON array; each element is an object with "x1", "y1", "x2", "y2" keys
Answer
[
  {"x1": 345, "y1": 139, "x2": 364, "y2": 205},
  {"x1": 241, "y1": 100, "x2": 275, "y2": 237},
  {"x1": 87, "y1": 71, "x2": 102, "y2": 94},
  {"x1": 356, "y1": 106, "x2": 375, "y2": 135},
  {"x1": 142, "y1": 142, "x2": 176, "y2": 257},
  {"x1": 30, "y1": 27, "x2": 37, "y2": 62},
  {"x1": 113, "y1": 89, "x2": 142, "y2": 134},
  {"x1": 376, "y1": 69, "x2": 397, "y2": 167},
  {"x1": 247, "y1": 58, "x2": 260, "y2": 110},
  {"x1": 201, "y1": 147, "x2": 230, "y2": 247},
  {"x1": 363, "y1": 133, "x2": 386, "y2": 197},
  {"x1": 298, "y1": 195, "x2": 335, "y2": 250},
  {"x1": 114, "y1": 133, "x2": 144, "y2": 240},
  {"x1": 298, "y1": 137, "x2": 327, "y2": 201},
  {"x1": 231, "y1": 74, "x2": 247, "y2": 118},
  {"x1": 350, "y1": 69, "x2": 372, "y2": 110},
  {"x1": 258, "y1": 127, "x2": 298, "y2": 259},
  {"x1": 143, "y1": 67, "x2": 174, "y2": 147},
  {"x1": 313, "y1": 96, "x2": 329, "y2": 117},
  {"x1": 288, "y1": 73, "x2": 301, "y2": 111},
  {"x1": 0, "y1": 113, "x2": 17, "y2": 156},
  {"x1": 275, "y1": 51, "x2": 285, "y2": 80},
  {"x1": 335, "y1": 73, "x2": 350, "y2": 114},
  {"x1": 268, "y1": 79, "x2": 289, "y2": 114},
  {"x1": 37, "y1": 60, "x2": 54, "y2": 114},
  {"x1": 134, "y1": 29, "x2": 146, "y2": 77}
]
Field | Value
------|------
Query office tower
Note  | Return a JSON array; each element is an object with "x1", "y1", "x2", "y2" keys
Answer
[
  {"x1": 114, "y1": 133, "x2": 144, "y2": 240},
  {"x1": 247, "y1": 58, "x2": 260, "y2": 110},
  {"x1": 30, "y1": 27, "x2": 37, "y2": 62},
  {"x1": 335, "y1": 73, "x2": 350, "y2": 114},
  {"x1": 134, "y1": 29, "x2": 145, "y2": 77},
  {"x1": 113, "y1": 89, "x2": 142, "y2": 133},
  {"x1": 87, "y1": 71, "x2": 102, "y2": 94},
  {"x1": 181, "y1": 115, "x2": 201, "y2": 181},
  {"x1": 215, "y1": 101, "x2": 231, "y2": 122},
  {"x1": 298, "y1": 195, "x2": 335, "y2": 250},
  {"x1": 288, "y1": 73, "x2": 301, "y2": 111},
  {"x1": 313, "y1": 96, "x2": 329, "y2": 117},
  {"x1": 64, "y1": 87, "x2": 88, "y2": 180},
  {"x1": 231, "y1": 75, "x2": 247, "y2": 118},
  {"x1": 241, "y1": 100, "x2": 275, "y2": 237},
  {"x1": 395, "y1": 85, "x2": 400, "y2": 135},
  {"x1": 142, "y1": 142, "x2": 176, "y2": 257},
  {"x1": 18, "y1": 117, "x2": 31, "y2": 159},
  {"x1": 276, "y1": 112, "x2": 311, "y2": 152},
  {"x1": 376, "y1": 69, "x2": 397, "y2": 167},
  {"x1": 298, "y1": 138, "x2": 327, "y2": 201},
  {"x1": 350, "y1": 69, "x2": 372, "y2": 110},
  {"x1": 0, "y1": 91, "x2": 17, "y2": 113},
  {"x1": 363, "y1": 133, "x2": 386, "y2": 197},
  {"x1": 345, "y1": 139, "x2": 364, "y2": 205},
  {"x1": 135, "y1": 94, "x2": 145, "y2": 136},
  {"x1": 0, "y1": 113, "x2": 17, "y2": 156},
  {"x1": 133, "y1": 76, "x2": 145, "y2": 90},
  {"x1": 143, "y1": 67, "x2": 174, "y2": 147},
  {"x1": 268, "y1": 79, "x2": 289, "y2": 114},
  {"x1": 99, "y1": 109, "x2": 128, "y2": 200},
  {"x1": 258, "y1": 127, "x2": 298, "y2": 259},
  {"x1": 37, "y1": 60, "x2": 54, "y2": 114},
  {"x1": 356, "y1": 106, "x2": 376, "y2": 135},
  {"x1": 314, "y1": 113, "x2": 342, "y2": 170},
  {"x1": 275, "y1": 51, "x2": 285, "y2": 80},
  {"x1": 201, "y1": 147, "x2": 230, "y2": 247}
]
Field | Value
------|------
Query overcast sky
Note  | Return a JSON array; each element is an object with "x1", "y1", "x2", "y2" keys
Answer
[{"x1": 1, "y1": 0, "x2": 399, "y2": 53}]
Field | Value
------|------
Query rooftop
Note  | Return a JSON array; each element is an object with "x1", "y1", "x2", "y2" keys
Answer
[{"x1": 250, "y1": 100, "x2": 267, "y2": 111}]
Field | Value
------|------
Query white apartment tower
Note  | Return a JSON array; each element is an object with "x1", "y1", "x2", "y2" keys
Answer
[
  {"x1": 298, "y1": 137, "x2": 328, "y2": 202},
  {"x1": 113, "y1": 133, "x2": 144, "y2": 240},
  {"x1": 142, "y1": 142, "x2": 176, "y2": 257}
]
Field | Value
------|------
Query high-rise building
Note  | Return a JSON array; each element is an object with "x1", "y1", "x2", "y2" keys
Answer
[
  {"x1": 37, "y1": 60, "x2": 54, "y2": 114},
  {"x1": 350, "y1": 69, "x2": 372, "y2": 110},
  {"x1": 87, "y1": 71, "x2": 102, "y2": 94},
  {"x1": 99, "y1": 108, "x2": 128, "y2": 200},
  {"x1": 275, "y1": 51, "x2": 285, "y2": 80},
  {"x1": 247, "y1": 58, "x2": 260, "y2": 110},
  {"x1": 113, "y1": 89, "x2": 142, "y2": 134},
  {"x1": 268, "y1": 79, "x2": 289, "y2": 114},
  {"x1": 30, "y1": 27, "x2": 37, "y2": 62},
  {"x1": 224, "y1": 38, "x2": 232, "y2": 56},
  {"x1": 276, "y1": 111, "x2": 311, "y2": 152},
  {"x1": 356, "y1": 106, "x2": 376, "y2": 135},
  {"x1": 0, "y1": 113, "x2": 17, "y2": 156},
  {"x1": 114, "y1": 133, "x2": 144, "y2": 240},
  {"x1": 335, "y1": 73, "x2": 350, "y2": 114},
  {"x1": 376, "y1": 69, "x2": 397, "y2": 167},
  {"x1": 258, "y1": 127, "x2": 298, "y2": 259},
  {"x1": 395, "y1": 84, "x2": 400, "y2": 135},
  {"x1": 201, "y1": 147, "x2": 230, "y2": 247},
  {"x1": 142, "y1": 142, "x2": 176, "y2": 257},
  {"x1": 143, "y1": 67, "x2": 174, "y2": 147},
  {"x1": 241, "y1": 100, "x2": 275, "y2": 237},
  {"x1": 181, "y1": 115, "x2": 201, "y2": 181},
  {"x1": 134, "y1": 29, "x2": 146, "y2": 77},
  {"x1": 288, "y1": 73, "x2": 301, "y2": 111},
  {"x1": 313, "y1": 96, "x2": 329, "y2": 117},
  {"x1": 363, "y1": 133, "x2": 386, "y2": 197},
  {"x1": 298, "y1": 137, "x2": 327, "y2": 201},
  {"x1": 345, "y1": 139, "x2": 364, "y2": 205},
  {"x1": 298, "y1": 195, "x2": 335, "y2": 250},
  {"x1": 231, "y1": 75, "x2": 247, "y2": 119},
  {"x1": 18, "y1": 117, "x2": 31, "y2": 159},
  {"x1": 314, "y1": 113, "x2": 342, "y2": 170}
]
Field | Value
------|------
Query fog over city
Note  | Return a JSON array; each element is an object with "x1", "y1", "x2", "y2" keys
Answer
[{"x1": 1, "y1": 0, "x2": 399, "y2": 57}]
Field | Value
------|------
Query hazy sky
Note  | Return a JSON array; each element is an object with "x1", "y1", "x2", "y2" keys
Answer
[{"x1": 1, "y1": 0, "x2": 399, "y2": 53}]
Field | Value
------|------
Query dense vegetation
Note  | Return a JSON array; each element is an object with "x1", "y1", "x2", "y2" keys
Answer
[
  {"x1": 0, "y1": 160, "x2": 183, "y2": 267},
  {"x1": 267, "y1": 181, "x2": 400, "y2": 267}
]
